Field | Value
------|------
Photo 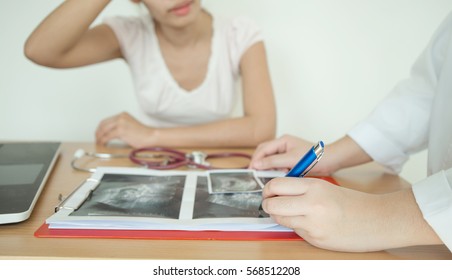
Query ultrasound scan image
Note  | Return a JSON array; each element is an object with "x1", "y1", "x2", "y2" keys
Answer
[
  {"x1": 209, "y1": 171, "x2": 262, "y2": 194},
  {"x1": 193, "y1": 176, "x2": 269, "y2": 219},
  {"x1": 71, "y1": 174, "x2": 185, "y2": 219}
]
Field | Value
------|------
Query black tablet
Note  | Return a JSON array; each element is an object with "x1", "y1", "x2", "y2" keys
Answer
[{"x1": 0, "y1": 142, "x2": 60, "y2": 224}]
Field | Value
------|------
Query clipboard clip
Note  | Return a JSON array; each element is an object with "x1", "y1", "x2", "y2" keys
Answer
[{"x1": 55, "y1": 178, "x2": 99, "y2": 212}]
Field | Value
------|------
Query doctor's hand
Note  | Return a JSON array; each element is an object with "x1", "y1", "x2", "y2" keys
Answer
[
  {"x1": 250, "y1": 135, "x2": 372, "y2": 176},
  {"x1": 262, "y1": 177, "x2": 428, "y2": 252},
  {"x1": 249, "y1": 135, "x2": 327, "y2": 173},
  {"x1": 95, "y1": 112, "x2": 156, "y2": 148}
]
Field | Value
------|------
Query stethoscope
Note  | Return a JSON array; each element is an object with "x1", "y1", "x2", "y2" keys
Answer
[{"x1": 71, "y1": 146, "x2": 252, "y2": 173}]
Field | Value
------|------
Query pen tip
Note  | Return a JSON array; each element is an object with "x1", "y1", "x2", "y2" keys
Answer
[{"x1": 319, "y1": 141, "x2": 324, "y2": 148}]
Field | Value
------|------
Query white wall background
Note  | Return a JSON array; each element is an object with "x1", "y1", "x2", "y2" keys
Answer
[{"x1": 1, "y1": 0, "x2": 452, "y2": 183}]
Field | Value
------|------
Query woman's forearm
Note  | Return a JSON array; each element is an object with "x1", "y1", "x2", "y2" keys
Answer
[
  {"x1": 24, "y1": 0, "x2": 111, "y2": 65},
  {"x1": 150, "y1": 115, "x2": 276, "y2": 148}
]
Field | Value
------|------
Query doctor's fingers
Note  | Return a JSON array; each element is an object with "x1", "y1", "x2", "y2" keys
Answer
[
  {"x1": 250, "y1": 151, "x2": 299, "y2": 171},
  {"x1": 249, "y1": 138, "x2": 289, "y2": 168},
  {"x1": 262, "y1": 177, "x2": 319, "y2": 199},
  {"x1": 270, "y1": 214, "x2": 311, "y2": 232},
  {"x1": 262, "y1": 194, "x2": 311, "y2": 217}
]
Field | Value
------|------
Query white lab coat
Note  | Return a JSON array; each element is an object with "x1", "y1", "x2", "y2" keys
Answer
[{"x1": 348, "y1": 12, "x2": 452, "y2": 251}]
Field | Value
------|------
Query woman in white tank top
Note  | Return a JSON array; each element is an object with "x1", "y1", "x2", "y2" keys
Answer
[{"x1": 25, "y1": 0, "x2": 276, "y2": 148}]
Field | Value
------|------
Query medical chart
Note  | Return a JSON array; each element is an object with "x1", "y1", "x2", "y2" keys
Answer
[{"x1": 46, "y1": 167, "x2": 290, "y2": 232}]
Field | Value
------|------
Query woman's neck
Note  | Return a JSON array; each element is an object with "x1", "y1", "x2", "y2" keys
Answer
[{"x1": 155, "y1": 10, "x2": 212, "y2": 48}]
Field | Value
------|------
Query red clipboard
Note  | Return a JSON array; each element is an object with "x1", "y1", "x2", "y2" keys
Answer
[
  {"x1": 34, "y1": 176, "x2": 337, "y2": 241},
  {"x1": 34, "y1": 223, "x2": 302, "y2": 241}
]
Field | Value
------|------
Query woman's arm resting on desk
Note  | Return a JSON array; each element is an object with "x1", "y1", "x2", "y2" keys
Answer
[
  {"x1": 262, "y1": 177, "x2": 443, "y2": 252},
  {"x1": 95, "y1": 42, "x2": 276, "y2": 148},
  {"x1": 249, "y1": 135, "x2": 372, "y2": 175}
]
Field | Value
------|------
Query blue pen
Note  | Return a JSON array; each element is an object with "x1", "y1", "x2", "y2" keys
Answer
[
  {"x1": 258, "y1": 141, "x2": 324, "y2": 217},
  {"x1": 286, "y1": 141, "x2": 324, "y2": 177}
]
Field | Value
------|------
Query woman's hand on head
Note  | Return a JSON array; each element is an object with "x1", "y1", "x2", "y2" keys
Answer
[{"x1": 95, "y1": 112, "x2": 157, "y2": 148}]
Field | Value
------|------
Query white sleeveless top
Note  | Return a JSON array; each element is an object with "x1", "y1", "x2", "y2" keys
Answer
[{"x1": 104, "y1": 13, "x2": 262, "y2": 127}]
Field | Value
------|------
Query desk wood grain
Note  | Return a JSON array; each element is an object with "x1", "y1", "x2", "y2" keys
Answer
[{"x1": 1, "y1": 142, "x2": 450, "y2": 260}]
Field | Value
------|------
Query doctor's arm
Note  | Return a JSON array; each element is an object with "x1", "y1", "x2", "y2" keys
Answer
[
  {"x1": 95, "y1": 41, "x2": 276, "y2": 148},
  {"x1": 262, "y1": 176, "x2": 443, "y2": 252},
  {"x1": 249, "y1": 23, "x2": 441, "y2": 174},
  {"x1": 249, "y1": 135, "x2": 373, "y2": 175}
]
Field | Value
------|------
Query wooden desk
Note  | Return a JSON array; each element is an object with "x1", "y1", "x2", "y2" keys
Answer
[{"x1": 1, "y1": 142, "x2": 451, "y2": 260}]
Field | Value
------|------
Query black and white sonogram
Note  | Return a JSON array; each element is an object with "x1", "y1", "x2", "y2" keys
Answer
[
  {"x1": 71, "y1": 174, "x2": 185, "y2": 219},
  {"x1": 193, "y1": 176, "x2": 268, "y2": 218},
  {"x1": 208, "y1": 170, "x2": 263, "y2": 194}
]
